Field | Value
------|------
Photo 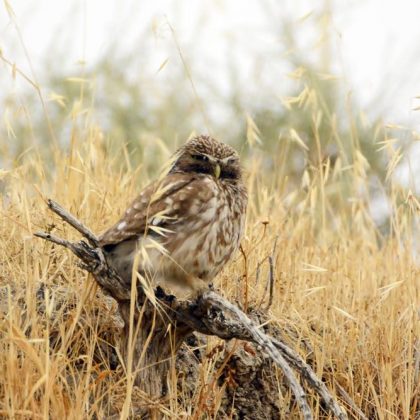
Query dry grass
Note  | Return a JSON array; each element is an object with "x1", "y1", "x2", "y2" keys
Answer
[
  {"x1": 1, "y1": 8, "x2": 419, "y2": 412},
  {"x1": 0, "y1": 115, "x2": 419, "y2": 419}
]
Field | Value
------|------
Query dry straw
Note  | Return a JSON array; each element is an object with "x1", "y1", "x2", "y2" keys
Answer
[{"x1": 0, "y1": 11, "x2": 419, "y2": 417}]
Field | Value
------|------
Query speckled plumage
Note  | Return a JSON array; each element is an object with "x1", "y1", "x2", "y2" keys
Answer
[{"x1": 99, "y1": 135, "x2": 247, "y2": 293}]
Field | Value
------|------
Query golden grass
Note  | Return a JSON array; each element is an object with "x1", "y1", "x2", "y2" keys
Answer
[
  {"x1": 0, "y1": 12, "x2": 419, "y2": 411},
  {"x1": 0, "y1": 117, "x2": 419, "y2": 418}
]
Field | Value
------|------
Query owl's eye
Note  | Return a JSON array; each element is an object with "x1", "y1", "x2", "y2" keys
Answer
[
  {"x1": 227, "y1": 157, "x2": 237, "y2": 165},
  {"x1": 191, "y1": 154, "x2": 209, "y2": 162}
]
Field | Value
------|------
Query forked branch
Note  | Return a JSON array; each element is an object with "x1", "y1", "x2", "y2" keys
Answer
[{"x1": 35, "y1": 199, "x2": 352, "y2": 420}]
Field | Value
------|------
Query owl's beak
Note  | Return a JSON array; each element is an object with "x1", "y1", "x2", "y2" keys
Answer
[{"x1": 214, "y1": 163, "x2": 221, "y2": 179}]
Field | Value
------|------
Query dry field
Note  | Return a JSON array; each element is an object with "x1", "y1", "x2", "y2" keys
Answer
[
  {"x1": 1, "y1": 2, "x2": 419, "y2": 417},
  {"x1": 0, "y1": 114, "x2": 419, "y2": 419}
]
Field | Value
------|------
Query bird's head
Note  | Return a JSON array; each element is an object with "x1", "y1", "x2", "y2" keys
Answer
[{"x1": 170, "y1": 135, "x2": 242, "y2": 182}]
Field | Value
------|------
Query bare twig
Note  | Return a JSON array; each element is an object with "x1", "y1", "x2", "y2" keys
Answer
[
  {"x1": 35, "y1": 231, "x2": 129, "y2": 301},
  {"x1": 267, "y1": 235, "x2": 278, "y2": 310},
  {"x1": 335, "y1": 382, "x2": 368, "y2": 420},
  {"x1": 270, "y1": 336, "x2": 348, "y2": 420},
  {"x1": 34, "y1": 231, "x2": 77, "y2": 249},
  {"x1": 266, "y1": 255, "x2": 275, "y2": 309},
  {"x1": 257, "y1": 235, "x2": 278, "y2": 310},
  {"x1": 47, "y1": 199, "x2": 99, "y2": 247}
]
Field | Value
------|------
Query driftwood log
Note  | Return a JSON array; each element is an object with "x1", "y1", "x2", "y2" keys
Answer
[{"x1": 35, "y1": 199, "x2": 353, "y2": 420}]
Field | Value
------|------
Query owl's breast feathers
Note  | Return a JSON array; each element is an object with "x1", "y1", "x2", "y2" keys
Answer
[{"x1": 98, "y1": 172, "x2": 247, "y2": 288}]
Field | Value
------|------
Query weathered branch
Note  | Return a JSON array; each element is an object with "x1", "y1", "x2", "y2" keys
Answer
[
  {"x1": 335, "y1": 382, "x2": 368, "y2": 420},
  {"x1": 173, "y1": 292, "x2": 312, "y2": 419},
  {"x1": 35, "y1": 199, "x2": 353, "y2": 419},
  {"x1": 172, "y1": 293, "x2": 346, "y2": 420},
  {"x1": 35, "y1": 230, "x2": 131, "y2": 301},
  {"x1": 46, "y1": 199, "x2": 99, "y2": 247}
]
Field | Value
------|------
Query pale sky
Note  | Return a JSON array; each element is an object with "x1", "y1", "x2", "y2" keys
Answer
[{"x1": 2, "y1": 0, "x2": 420, "y2": 127}]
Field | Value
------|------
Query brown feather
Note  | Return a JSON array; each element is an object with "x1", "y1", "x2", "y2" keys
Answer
[{"x1": 99, "y1": 173, "x2": 207, "y2": 247}]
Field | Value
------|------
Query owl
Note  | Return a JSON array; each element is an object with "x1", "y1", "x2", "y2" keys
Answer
[{"x1": 98, "y1": 135, "x2": 247, "y2": 295}]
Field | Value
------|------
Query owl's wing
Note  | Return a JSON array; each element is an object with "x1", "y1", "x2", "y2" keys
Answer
[{"x1": 98, "y1": 173, "x2": 211, "y2": 248}]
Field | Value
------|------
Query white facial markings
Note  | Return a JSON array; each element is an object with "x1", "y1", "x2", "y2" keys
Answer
[
  {"x1": 199, "y1": 153, "x2": 237, "y2": 165},
  {"x1": 220, "y1": 154, "x2": 237, "y2": 164}
]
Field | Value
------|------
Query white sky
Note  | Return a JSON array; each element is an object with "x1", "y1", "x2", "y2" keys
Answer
[{"x1": 1, "y1": 1, "x2": 420, "y2": 117}]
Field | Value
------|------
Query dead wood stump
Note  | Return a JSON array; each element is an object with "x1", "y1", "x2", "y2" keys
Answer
[{"x1": 35, "y1": 199, "x2": 355, "y2": 420}]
